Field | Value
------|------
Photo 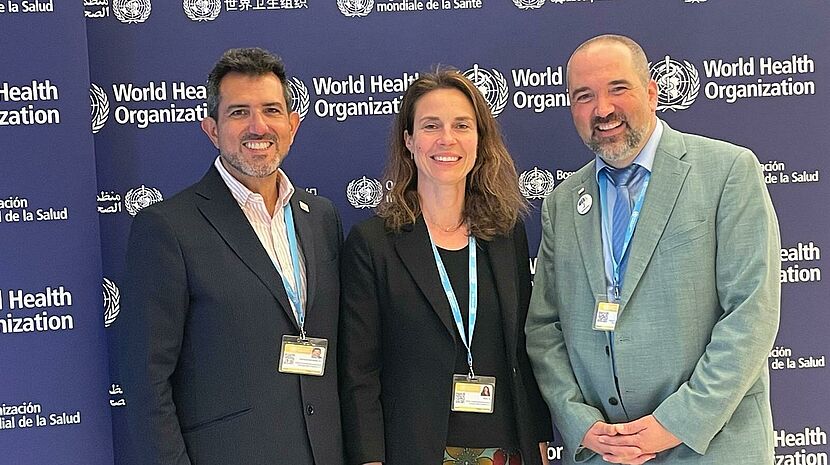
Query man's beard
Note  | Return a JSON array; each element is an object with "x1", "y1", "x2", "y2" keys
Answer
[
  {"x1": 220, "y1": 134, "x2": 281, "y2": 178},
  {"x1": 221, "y1": 151, "x2": 280, "y2": 178},
  {"x1": 586, "y1": 116, "x2": 644, "y2": 164}
]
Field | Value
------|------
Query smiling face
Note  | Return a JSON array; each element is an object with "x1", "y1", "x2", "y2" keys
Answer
[
  {"x1": 567, "y1": 40, "x2": 658, "y2": 167},
  {"x1": 404, "y1": 88, "x2": 478, "y2": 194},
  {"x1": 201, "y1": 72, "x2": 299, "y2": 187}
]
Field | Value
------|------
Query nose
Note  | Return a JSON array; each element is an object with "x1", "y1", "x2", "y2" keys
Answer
[
  {"x1": 594, "y1": 92, "x2": 614, "y2": 118},
  {"x1": 247, "y1": 110, "x2": 268, "y2": 134},
  {"x1": 436, "y1": 126, "x2": 457, "y2": 145}
]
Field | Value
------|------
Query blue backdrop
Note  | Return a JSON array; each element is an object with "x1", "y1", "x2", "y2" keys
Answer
[{"x1": 0, "y1": 0, "x2": 827, "y2": 463}]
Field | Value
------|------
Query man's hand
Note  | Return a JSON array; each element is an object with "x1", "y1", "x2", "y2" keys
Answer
[
  {"x1": 600, "y1": 415, "x2": 682, "y2": 457},
  {"x1": 581, "y1": 421, "x2": 655, "y2": 464}
]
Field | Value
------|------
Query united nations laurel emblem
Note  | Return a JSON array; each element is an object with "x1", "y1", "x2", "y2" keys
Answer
[
  {"x1": 519, "y1": 167, "x2": 555, "y2": 199},
  {"x1": 346, "y1": 176, "x2": 383, "y2": 209},
  {"x1": 103, "y1": 277, "x2": 121, "y2": 328},
  {"x1": 512, "y1": 0, "x2": 545, "y2": 9},
  {"x1": 90, "y1": 83, "x2": 110, "y2": 134},
  {"x1": 650, "y1": 55, "x2": 700, "y2": 112},
  {"x1": 289, "y1": 77, "x2": 310, "y2": 122},
  {"x1": 183, "y1": 0, "x2": 221, "y2": 21},
  {"x1": 124, "y1": 185, "x2": 164, "y2": 216},
  {"x1": 337, "y1": 0, "x2": 373, "y2": 17},
  {"x1": 463, "y1": 64, "x2": 509, "y2": 118},
  {"x1": 112, "y1": 0, "x2": 152, "y2": 23}
]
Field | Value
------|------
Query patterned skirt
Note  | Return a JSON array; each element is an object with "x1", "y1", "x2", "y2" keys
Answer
[{"x1": 443, "y1": 446, "x2": 523, "y2": 465}]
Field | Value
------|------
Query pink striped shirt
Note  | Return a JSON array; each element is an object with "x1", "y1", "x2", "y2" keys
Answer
[{"x1": 214, "y1": 156, "x2": 307, "y2": 326}]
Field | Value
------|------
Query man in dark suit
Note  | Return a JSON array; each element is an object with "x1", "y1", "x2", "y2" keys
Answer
[{"x1": 113, "y1": 47, "x2": 344, "y2": 465}]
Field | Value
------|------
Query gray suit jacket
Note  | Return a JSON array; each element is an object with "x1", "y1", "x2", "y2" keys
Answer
[
  {"x1": 526, "y1": 121, "x2": 780, "y2": 464},
  {"x1": 113, "y1": 166, "x2": 345, "y2": 465}
]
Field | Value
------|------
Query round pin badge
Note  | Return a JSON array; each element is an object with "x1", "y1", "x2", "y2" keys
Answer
[{"x1": 577, "y1": 193, "x2": 593, "y2": 215}]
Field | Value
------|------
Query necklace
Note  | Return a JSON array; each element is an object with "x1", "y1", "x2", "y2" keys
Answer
[{"x1": 424, "y1": 215, "x2": 465, "y2": 233}]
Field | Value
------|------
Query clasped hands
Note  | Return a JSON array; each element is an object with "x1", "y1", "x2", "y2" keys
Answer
[{"x1": 581, "y1": 415, "x2": 681, "y2": 464}]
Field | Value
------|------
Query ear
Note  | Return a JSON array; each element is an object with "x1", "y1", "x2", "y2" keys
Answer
[
  {"x1": 404, "y1": 130, "x2": 414, "y2": 153},
  {"x1": 647, "y1": 79, "x2": 659, "y2": 112},
  {"x1": 288, "y1": 111, "x2": 301, "y2": 144},
  {"x1": 200, "y1": 116, "x2": 220, "y2": 148}
]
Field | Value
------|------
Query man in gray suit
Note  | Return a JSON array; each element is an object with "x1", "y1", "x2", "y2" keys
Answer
[
  {"x1": 526, "y1": 35, "x2": 780, "y2": 464},
  {"x1": 114, "y1": 48, "x2": 344, "y2": 465}
]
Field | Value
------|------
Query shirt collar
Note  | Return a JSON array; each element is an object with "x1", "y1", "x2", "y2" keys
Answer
[
  {"x1": 214, "y1": 156, "x2": 295, "y2": 212},
  {"x1": 595, "y1": 117, "x2": 663, "y2": 181}
]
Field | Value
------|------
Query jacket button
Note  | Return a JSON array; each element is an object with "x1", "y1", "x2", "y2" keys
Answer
[
  {"x1": 306, "y1": 404, "x2": 314, "y2": 415},
  {"x1": 608, "y1": 397, "x2": 618, "y2": 406},
  {"x1": 605, "y1": 346, "x2": 610, "y2": 356},
  {"x1": 512, "y1": 367, "x2": 518, "y2": 376}
]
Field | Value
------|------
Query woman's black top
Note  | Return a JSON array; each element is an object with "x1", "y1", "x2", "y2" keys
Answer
[{"x1": 438, "y1": 243, "x2": 520, "y2": 449}]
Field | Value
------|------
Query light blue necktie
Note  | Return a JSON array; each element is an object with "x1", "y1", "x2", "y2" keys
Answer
[{"x1": 606, "y1": 164, "x2": 640, "y2": 262}]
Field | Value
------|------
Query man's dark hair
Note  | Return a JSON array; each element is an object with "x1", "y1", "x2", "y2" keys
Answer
[{"x1": 206, "y1": 47, "x2": 293, "y2": 120}]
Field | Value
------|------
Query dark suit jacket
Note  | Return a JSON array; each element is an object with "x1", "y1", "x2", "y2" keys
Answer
[
  {"x1": 339, "y1": 216, "x2": 551, "y2": 465},
  {"x1": 113, "y1": 166, "x2": 345, "y2": 465}
]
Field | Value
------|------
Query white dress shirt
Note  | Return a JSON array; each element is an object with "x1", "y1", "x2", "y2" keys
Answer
[{"x1": 214, "y1": 156, "x2": 307, "y2": 324}]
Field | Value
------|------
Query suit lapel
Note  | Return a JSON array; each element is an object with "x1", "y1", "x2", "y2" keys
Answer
[
  {"x1": 484, "y1": 235, "x2": 519, "y2": 359},
  {"x1": 620, "y1": 122, "x2": 690, "y2": 307},
  {"x1": 290, "y1": 192, "x2": 318, "y2": 311},
  {"x1": 572, "y1": 163, "x2": 607, "y2": 299},
  {"x1": 394, "y1": 218, "x2": 458, "y2": 342},
  {"x1": 194, "y1": 167, "x2": 299, "y2": 331}
]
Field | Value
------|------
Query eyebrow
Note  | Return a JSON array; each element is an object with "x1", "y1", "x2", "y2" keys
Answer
[
  {"x1": 225, "y1": 102, "x2": 285, "y2": 111},
  {"x1": 417, "y1": 115, "x2": 475, "y2": 122},
  {"x1": 570, "y1": 79, "x2": 636, "y2": 96},
  {"x1": 569, "y1": 86, "x2": 591, "y2": 96}
]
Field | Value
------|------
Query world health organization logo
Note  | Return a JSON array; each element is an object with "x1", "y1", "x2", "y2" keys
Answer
[
  {"x1": 113, "y1": 0, "x2": 152, "y2": 23},
  {"x1": 519, "y1": 167, "x2": 555, "y2": 199},
  {"x1": 289, "y1": 77, "x2": 310, "y2": 122},
  {"x1": 512, "y1": 0, "x2": 545, "y2": 9},
  {"x1": 183, "y1": 0, "x2": 221, "y2": 21},
  {"x1": 650, "y1": 55, "x2": 700, "y2": 112},
  {"x1": 90, "y1": 83, "x2": 110, "y2": 134},
  {"x1": 346, "y1": 176, "x2": 383, "y2": 209},
  {"x1": 124, "y1": 184, "x2": 164, "y2": 216},
  {"x1": 337, "y1": 0, "x2": 373, "y2": 17},
  {"x1": 103, "y1": 277, "x2": 121, "y2": 328},
  {"x1": 463, "y1": 64, "x2": 509, "y2": 118}
]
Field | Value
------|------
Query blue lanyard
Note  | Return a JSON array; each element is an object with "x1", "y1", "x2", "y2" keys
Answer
[
  {"x1": 278, "y1": 202, "x2": 306, "y2": 339},
  {"x1": 429, "y1": 234, "x2": 478, "y2": 378},
  {"x1": 599, "y1": 170, "x2": 650, "y2": 300}
]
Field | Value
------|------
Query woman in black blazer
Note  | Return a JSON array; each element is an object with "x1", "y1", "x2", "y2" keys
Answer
[{"x1": 339, "y1": 69, "x2": 551, "y2": 465}]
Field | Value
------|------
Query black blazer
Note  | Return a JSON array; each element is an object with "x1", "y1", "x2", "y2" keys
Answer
[
  {"x1": 339, "y1": 216, "x2": 551, "y2": 465},
  {"x1": 112, "y1": 166, "x2": 345, "y2": 465}
]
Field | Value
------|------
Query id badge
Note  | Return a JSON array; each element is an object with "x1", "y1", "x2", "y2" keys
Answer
[
  {"x1": 451, "y1": 374, "x2": 495, "y2": 414},
  {"x1": 592, "y1": 294, "x2": 619, "y2": 331},
  {"x1": 278, "y1": 335, "x2": 328, "y2": 376}
]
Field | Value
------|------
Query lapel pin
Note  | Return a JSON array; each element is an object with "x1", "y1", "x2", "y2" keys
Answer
[
  {"x1": 299, "y1": 201, "x2": 310, "y2": 213},
  {"x1": 577, "y1": 192, "x2": 592, "y2": 215}
]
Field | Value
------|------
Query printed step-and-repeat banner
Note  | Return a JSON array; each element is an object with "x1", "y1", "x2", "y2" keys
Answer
[
  {"x1": 2, "y1": 0, "x2": 828, "y2": 463},
  {"x1": 0, "y1": 2, "x2": 114, "y2": 465}
]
